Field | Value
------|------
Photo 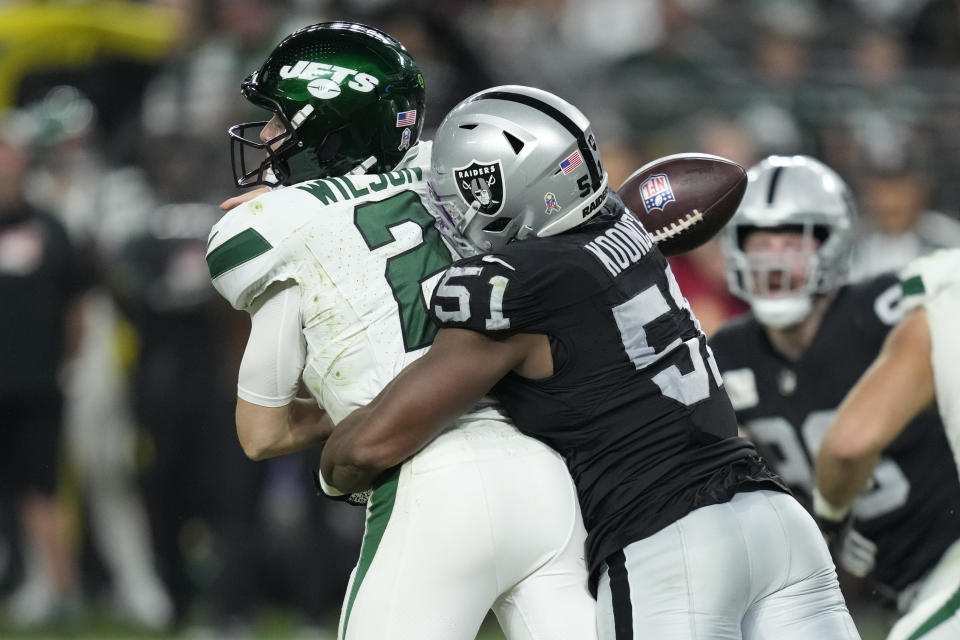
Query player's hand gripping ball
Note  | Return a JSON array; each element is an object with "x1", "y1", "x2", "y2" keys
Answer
[{"x1": 617, "y1": 153, "x2": 747, "y2": 256}]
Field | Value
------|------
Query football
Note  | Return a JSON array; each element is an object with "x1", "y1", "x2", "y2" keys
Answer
[{"x1": 616, "y1": 153, "x2": 747, "y2": 256}]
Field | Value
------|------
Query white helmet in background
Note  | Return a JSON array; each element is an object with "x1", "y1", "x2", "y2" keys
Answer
[
  {"x1": 429, "y1": 85, "x2": 608, "y2": 252},
  {"x1": 722, "y1": 155, "x2": 855, "y2": 328}
]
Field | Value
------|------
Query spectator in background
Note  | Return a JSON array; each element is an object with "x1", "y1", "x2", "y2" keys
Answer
[
  {"x1": 361, "y1": 5, "x2": 496, "y2": 133},
  {"x1": 907, "y1": 0, "x2": 960, "y2": 68},
  {"x1": 732, "y1": 0, "x2": 822, "y2": 157},
  {"x1": 0, "y1": 117, "x2": 89, "y2": 629},
  {"x1": 818, "y1": 26, "x2": 930, "y2": 181},
  {"x1": 611, "y1": 0, "x2": 735, "y2": 153},
  {"x1": 140, "y1": 0, "x2": 288, "y2": 150},
  {"x1": 850, "y1": 141, "x2": 960, "y2": 281},
  {"x1": 21, "y1": 85, "x2": 173, "y2": 631},
  {"x1": 1, "y1": 0, "x2": 185, "y2": 165}
]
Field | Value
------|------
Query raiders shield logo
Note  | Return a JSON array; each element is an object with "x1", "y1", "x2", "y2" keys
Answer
[{"x1": 455, "y1": 160, "x2": 504, "y2": 216}]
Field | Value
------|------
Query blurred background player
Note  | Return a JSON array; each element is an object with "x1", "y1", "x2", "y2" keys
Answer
[
  {"x1": 22, "y1": 86, "x2": 175, "y2": 631},
  {"x1": 709, "y1": 155, "x2": 960, "y2": 640},
  {"x1": 848, "y1": 143, "x2": 960, "y2": 281},
  {"x1": 0, "y1": 112, "x2": 89, "y2": 629},
  {"x1": 816, "y1": 248, "x2": 960, "y2": 640},
  {"x1": 321, "y1": 85, "x2": 859, "y2": 640},
  {"x1": 208, "y1": 23, "x2": 596, "y2": 640}
]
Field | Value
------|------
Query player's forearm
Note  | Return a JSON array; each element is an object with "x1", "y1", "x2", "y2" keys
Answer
[
  {"x1": 323, "y1": 460, "x2": 383, "y2": 495},
  {"x1": 283, "y1": 397, "x2": 335, "y2": 451},
  {"x1": 815, "y1": 401, "x2": 883, "y2": 508},
  {"x1": 319, "y1": 328, "x2": 521, "y2": 492},
  {"x1": 815, "y1": 448, "x2": 880, "y2": 509},
  {"x1": 816, "y1": 309, "x2": 935, "y2": 508},
  {"x1": 236, "y1": 397, "x2": 333, "y2": 460},
  {"x1": 319, "y1": 405, "x2": 391, "y2": 493}
]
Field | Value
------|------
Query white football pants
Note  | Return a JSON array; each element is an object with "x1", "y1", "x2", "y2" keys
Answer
[
  {"x1": 596, "y1": 490, "x2": 860, "y2": 640},
  {"x1": 337, "y1": 420, "x2": 596, "y2": 640},
  {"x1": 887, "y1": 538, "x2": 960, "y2": 640}
]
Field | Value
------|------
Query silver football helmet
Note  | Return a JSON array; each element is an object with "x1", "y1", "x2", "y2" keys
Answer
[
  {"x1": 429, "y1": 85, "x2": 608, "y2": 252},
  {"x1": 722, "y1": 155, "x2": 855, "y2": 328}
]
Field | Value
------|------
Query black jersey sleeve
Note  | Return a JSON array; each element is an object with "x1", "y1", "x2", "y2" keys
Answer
[
  {"x1": 429, "y1": 253, "x2": 544, "y2": 339},
  {"x1": 848, "y1": 272, "x2": 903, "y2": 332}
]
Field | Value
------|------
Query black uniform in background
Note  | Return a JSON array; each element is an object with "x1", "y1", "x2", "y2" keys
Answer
[
  {"x1": 431, "y1": 201, "x2": 787, "y2": 593},
  {"x1": 0, "y1": 206, "x2": 90, "y2": 497},
  {"x1": 710, "y1": 274, "x2": 960, "y2": 598}
]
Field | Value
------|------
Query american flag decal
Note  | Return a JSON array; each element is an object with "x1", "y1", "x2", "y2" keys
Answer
[
  {"x1": 559, "y1": 150, "x2": 583, "y2": 175},
  {"x1": 396, "y1": 110, "x2": 417, "y2": 127}
]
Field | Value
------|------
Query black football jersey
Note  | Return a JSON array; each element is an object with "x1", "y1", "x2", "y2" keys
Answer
[
  {"x1": 430, "y1": 199, "x2": 787, "y2": 592},
  {"x1": 710, "y1": 275, "x2": 960, "y2": 596}
]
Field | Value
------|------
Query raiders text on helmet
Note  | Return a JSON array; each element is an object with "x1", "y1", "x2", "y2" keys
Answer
[
  {"x1": 722, "y1": 155, "x2": 855, "y2": 328},
  {"x1": 429, "y1": 85, "x2": 608, "y2": 252},
  {"x1": 229, "y1": 22, "x2": 426, "y2": 187}
]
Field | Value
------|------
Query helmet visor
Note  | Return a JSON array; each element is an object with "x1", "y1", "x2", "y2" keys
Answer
[
  {"x1": 741, "y1": 248, "x2": 820, "y2": 297},
  {"x1": 738, "y1": 226, "x2": 822, "y2": 298}
]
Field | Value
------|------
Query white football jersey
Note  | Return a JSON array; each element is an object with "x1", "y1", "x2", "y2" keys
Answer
[
  {"x1": 901, "y1": 249, "x2": 960, "y2": 477},
  {"x1": 207, "y1": 143, "x2": 485, "y2": 424}
]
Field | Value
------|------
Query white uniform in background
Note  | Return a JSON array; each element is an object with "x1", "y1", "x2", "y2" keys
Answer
[
  {"x1": 899, "y1": 248, "x2": 960, "y2": 476},
  {"x1": 207, "y1": 143, "x2": 596, "y2": 640},
  {"x1": 886, "y1": 248, "x2": 960, "y2": 640}
]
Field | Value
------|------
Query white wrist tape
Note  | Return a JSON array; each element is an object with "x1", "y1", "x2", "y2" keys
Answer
[
  {"x1": 813, "y1": 487, "x2": 852, "y2": 522},
  {"x1": 317, "y1": 469, "x2": 345, "y2": 497}
]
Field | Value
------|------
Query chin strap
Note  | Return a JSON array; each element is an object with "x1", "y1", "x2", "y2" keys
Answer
[{"x1": 347, "y1": 156, "x2": 378, "y2": 176}]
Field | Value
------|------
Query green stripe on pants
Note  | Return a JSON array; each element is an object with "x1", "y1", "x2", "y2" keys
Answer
[
  {"x1": 341, "y1": 466, "x2": 401, "y2": 639},
  {"x1": 907, "y1": 584, "x2": 960, "y2": 640}
]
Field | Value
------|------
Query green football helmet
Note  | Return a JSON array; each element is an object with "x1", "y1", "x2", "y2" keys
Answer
[{"x1": 229, "y1": 22, "x2": 426, "y2": 187}]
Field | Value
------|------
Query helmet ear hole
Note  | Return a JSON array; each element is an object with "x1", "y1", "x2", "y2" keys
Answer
[
  {"x1": 736, "y1": 225, "x2": 757, "y2": 250},
  {"x1": 812, "y1": 224, "x2": 830, "y2": 244},
  {"x1": 317, "y1": 132, "x2": 342, "y2": 162}
]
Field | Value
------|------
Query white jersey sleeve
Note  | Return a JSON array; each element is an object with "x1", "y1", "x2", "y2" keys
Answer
[
  {"x1": 206, "y1": 188, "x2": 312, "y2": 311},
  {"x1": 899, "y1": 248, "x2": 960, "y2": 313},
  {"x1": 237, "y1": 280, "x2": 305, "y2": 407}
]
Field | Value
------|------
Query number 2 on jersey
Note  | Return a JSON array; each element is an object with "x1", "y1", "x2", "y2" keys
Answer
[{"x1": 353, "y1": 191, "x2": 452, "y2": 351}]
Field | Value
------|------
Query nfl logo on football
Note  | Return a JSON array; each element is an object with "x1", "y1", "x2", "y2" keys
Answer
[{"x1": 640, "y1": 173, "x2": 676, "y2": 214}]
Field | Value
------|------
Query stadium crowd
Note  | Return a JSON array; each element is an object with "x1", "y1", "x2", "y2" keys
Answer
[{"x1": 2, "y1": 0, "x2": 960, "y2": 637}]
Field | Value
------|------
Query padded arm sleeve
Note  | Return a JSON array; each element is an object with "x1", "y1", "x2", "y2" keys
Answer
[{"x1": 237, "y1": 280, "x2": 306, "y2": 407}]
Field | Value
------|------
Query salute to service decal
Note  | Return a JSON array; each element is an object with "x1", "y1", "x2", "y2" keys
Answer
[
  {"x1": 544, "y1": 192, "x2": 562, "y2": 215},
  {"x1": 455, "y1": 161, "x2": 504, "y2": 216}
]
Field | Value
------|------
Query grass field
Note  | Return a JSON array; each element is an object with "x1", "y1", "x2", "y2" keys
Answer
[
  {"x1": 0, "y1": 610, "x2": 891, "y2": 640},
  {"x1": 0, "y1": 595, "x2": 896, "y2": 639},
  {"x1": 0, "y1": 610, "x2": 510, "y2": 640}
]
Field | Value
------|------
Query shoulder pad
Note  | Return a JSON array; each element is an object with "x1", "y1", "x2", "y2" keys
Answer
[
  {"x1": 900, "y1": 249, "x2": 960, "y2": 313},
  {"x1": 206, "y1": 188, "x2": 316, "y2": 310}
]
